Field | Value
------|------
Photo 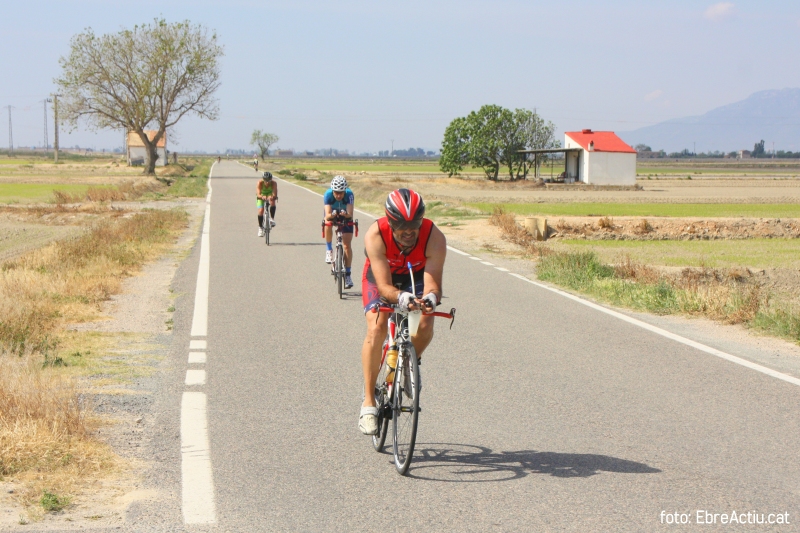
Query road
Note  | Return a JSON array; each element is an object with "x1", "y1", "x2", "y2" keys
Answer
[{"x1": 164, "y1": 161, "x2": 800, "y2": 531}]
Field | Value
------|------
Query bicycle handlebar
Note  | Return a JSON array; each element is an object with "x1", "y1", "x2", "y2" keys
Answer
[
  {"x1": 322, "y1": 218, "x2": 359, "y2": 237},
  {"x1": 371, "y1": 305, "x2": 457, "y2": 329}
]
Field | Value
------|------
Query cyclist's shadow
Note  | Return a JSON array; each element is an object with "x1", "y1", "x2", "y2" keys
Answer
[{"x1": 405, "y1": 443, "x2": 660, "y2": 482}]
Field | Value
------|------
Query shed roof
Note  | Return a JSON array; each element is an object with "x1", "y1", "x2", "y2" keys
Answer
[
  {"x1": 127, "y1": 131, "x2": 166, "y2": 148},
  {"x1": 565, "y1": 130, "x2": 635, "y2": 153}
]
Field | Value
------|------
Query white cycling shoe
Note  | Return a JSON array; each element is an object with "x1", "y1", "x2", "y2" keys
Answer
[
  {"x1": 258, "y1": 228, "x2": 264, "y2": 237},
  {"x1": 269, "y1": 220, "x2": 276, "y2": 227},
  {"x1": 325, "y1": 250, "x2": 332, "y2": 263},
  {"x1": 345, "y1": 275, "x2": 353, "y2": 289},
  {"x1": 358, "y1": 406, "x2": 379, "y2": 435}
]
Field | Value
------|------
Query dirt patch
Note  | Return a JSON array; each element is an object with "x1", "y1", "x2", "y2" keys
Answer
[{"x1": 545, "y1": 216, "x2": 800, "y2": 241}]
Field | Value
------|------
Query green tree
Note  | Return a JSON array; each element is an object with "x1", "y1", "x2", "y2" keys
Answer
[
  {"x1": 440, "y1": 105, "x2": 558, "y2": 180},
  {"x1": 251, "y1": 130, "x2": 280, "y2": 160},
  {"x1": 56, "y1": 19, "x2": 223, "y2": 175},
  {"x1": 753, "y1": 139, "x2": 766, "y2": 157}
]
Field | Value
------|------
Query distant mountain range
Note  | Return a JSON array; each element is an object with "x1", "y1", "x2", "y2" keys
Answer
[{"x1": 619, "y1": 88, "x2": 800, "y2": 153}]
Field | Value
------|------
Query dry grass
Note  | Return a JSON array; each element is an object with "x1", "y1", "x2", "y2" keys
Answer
[
  {"x1": 0, "y1": 208, "x2": 186, "y2": 514},
  {"x1": 488, "y1": 206, "x2": 550, "y2": 256},
  {"x1": 597, "y1": 216, "x2": 614, "y2": 229},
  {"x1": 52, "y1": 181, "x2": 162, "y2": 204},
  {"x1": 0, "y1": 357, "x2": 117, "y2": 510},
  {"x1": 0, "y1": 209, "x2": 187, "y2": 356}
]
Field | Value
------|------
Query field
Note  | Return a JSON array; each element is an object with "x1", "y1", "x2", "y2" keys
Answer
[{"x1": 468, "y1": 202, "x2": 800, "y2": 218}]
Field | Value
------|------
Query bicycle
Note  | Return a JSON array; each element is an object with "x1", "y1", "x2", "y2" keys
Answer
[
  {"x1": 370, "y1": 301, "x2": 456, "y2": 475},
  {"x1": 260, "y1": 196, "x2": 275, "y2": 245},
  {"x1": 322, "y1": 216, "x2": 358, "y2": 298}
]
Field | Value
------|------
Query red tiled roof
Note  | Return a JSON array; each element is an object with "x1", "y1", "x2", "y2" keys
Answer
[{"x1": 565, "y1": 130, "x2": 636, "y2": 153}]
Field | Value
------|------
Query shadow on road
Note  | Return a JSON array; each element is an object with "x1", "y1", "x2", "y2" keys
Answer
[{"x1": 403, "y1": 443, "x2": 661, "y2": 482}]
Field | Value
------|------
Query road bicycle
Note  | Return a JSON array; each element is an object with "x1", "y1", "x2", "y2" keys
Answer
[
  {"x1": 322, "y1": 217, "x2": 358, "y2": 298},
  {"x1": 370, "y1": 300, "x2": 455, "y2": 475},
  {"x1": 261, "y1": 197, "x2": 275, "y2": 245}
]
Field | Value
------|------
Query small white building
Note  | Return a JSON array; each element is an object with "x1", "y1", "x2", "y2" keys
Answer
[
  {"x1": 564, "y1": 129, "x2": 637, "y2": 185},
  {"x1": 127, "y1": 131, "x2": 167, "y2": 167}
]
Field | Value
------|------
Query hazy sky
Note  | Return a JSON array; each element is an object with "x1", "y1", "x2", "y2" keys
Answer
[{"x1": 2, "y1": 0, "x2": 799, "y2": 153}]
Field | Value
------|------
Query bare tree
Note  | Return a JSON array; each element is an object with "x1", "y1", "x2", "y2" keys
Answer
[
  {"x1": 251, "y1": 130, "x2": 279, "y2": 160},
  {"x1": 56, "y1": 19, "x2": 223, "y2": 175}
]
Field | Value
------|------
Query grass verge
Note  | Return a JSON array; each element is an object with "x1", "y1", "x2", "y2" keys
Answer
[
  {"x1": 0, "y1": 208, "x2": 188, "y2": 514},
  {"x1": 489, "y1": 207, "x2": 800, "y2": 344}
]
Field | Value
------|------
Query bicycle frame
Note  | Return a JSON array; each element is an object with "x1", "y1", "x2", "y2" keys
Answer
[{"x1": 322, "y1": 218, "x2": 358, "y2": 297}]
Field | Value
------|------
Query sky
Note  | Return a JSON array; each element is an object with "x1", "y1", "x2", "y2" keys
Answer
[{"x1": 1, "y1": 0, "x2": 799, "y2": 154}]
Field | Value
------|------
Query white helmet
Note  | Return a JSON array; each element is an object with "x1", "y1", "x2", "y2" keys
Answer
[{"x1": 331, "y1": 175, "x2": 348, "y2": 192}]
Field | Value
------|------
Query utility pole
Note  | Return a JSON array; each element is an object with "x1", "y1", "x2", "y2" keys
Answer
[
  {"x1": 52, "y1": 94, "x2": 60, "y2": 163},
  {"x1": 391, "y1": 139, "x2": 394, "y2": 157},
  {"x1": 7, "y1": 106, "x2": 13, "y2": 156},
  {"x1": 43, "y1": 98, "x2": 51, "y2": 153}
]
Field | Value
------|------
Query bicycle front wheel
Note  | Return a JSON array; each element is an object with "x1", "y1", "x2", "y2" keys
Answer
[
  {"x1": 372, "y1": 338, "x2": 392, "y2": 452},
  {"x1": 264, "y1": 218, "x2": 270, "y2": 245},
  {"x1": 392, "y1": 343, "x2": 420, "y2": 475},
  {"x1": 336, "y1": 245, "x2": 344, "y2": 298}
]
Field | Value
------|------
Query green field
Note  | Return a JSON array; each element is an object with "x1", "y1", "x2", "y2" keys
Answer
[
  {"x1": 0, "y1": 183, "x2": 92, "y2": 203},
  {"x1": 552, "y1": 238, "x2": 800, "y2": 269},
  {"x1": 471, "y1": 202, "x2": 800, "y2": 218}
]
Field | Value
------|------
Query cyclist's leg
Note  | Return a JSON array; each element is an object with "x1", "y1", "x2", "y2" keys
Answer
[
  {"x1": 269, "y1": 198, "x2": 277, "y2": 220},
  {"x1": 342, "y1": 230, "x2": 354, "y2": 268},
  {"x1": 361, "y1": 263, "x2": 388, "y2": 408},
  {"x1": 404, "y1": 272, "x2": 434, "y2": 357},
  {"x1": 256, "y1": 199, "x2": 265, "y2": 228}
]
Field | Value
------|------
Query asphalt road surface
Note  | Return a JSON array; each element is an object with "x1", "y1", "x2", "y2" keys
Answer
[{"x1": 157, "y1": 161, "x2": 800, "y2": 531}]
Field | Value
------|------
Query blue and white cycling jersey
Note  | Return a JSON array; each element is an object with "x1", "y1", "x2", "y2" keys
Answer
[{"x1": 323, "y1": 188, "x2": 355, "y2": 213}]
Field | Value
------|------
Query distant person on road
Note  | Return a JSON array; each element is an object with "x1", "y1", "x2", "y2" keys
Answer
[
  {"x1": 253, "y1": 156, "x2": 259, "y2": 172},
  {"x1": 323, "y1": 175, "x2": 355, "y2": 288},
  {"x1": 256, "y1": 171, "x2": 278, "y2": 237},
  {"x1": 357, "y1": 189, "x2": 447, "y2": 435}
]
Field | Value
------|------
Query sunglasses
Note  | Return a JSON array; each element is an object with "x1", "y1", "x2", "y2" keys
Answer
[{"x1": 390, "y1": 219, "x2": 423, "y2": 231}]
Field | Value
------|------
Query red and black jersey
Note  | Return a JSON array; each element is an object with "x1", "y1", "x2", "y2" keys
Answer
[{"x1": 368, "y1": 216, "x2": 434, "y2": 275}]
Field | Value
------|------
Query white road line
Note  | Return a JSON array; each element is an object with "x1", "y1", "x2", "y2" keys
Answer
[
  {"x1": 181, "y1": 392, "x2": 216, "y2": 524},
  {"x1": 508, "y1": 273, "x2": 800, "y2": 388},
  {"x1": 189, "y1": 340, "x2": 207, "y2": 350},
  {"x1": 447, "y1": 245, "x2": 470, "y2": 256},
  {"x1": 469, "y1": 256, "x2": 481, "y2": 260},
  {"x1": 188, "y1": 352, "x2": 207, "y2": 364},
  {"x1": 185, "y1": 369, "x2": 207, "y2": 386},
  {"x1": 481, "y1": 261, "x2": 495, "y2": 266},
  {"x1": 495, "y1": 267, "x2": 509, "y2": 272},
  {"x1": 190, "y1": 184, "x2": 211, "y2": 337}
]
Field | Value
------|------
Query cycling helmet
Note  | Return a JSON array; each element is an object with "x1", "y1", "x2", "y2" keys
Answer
[
  {"x1": 262, "y1": 171, "x2": 273, "y2": 180},
  {"x1": 385, "y1": 188, "x2": 425, "y2": 230},
  {"x1": 330, "y1": 175, "x2": 348, "y2": 192}
]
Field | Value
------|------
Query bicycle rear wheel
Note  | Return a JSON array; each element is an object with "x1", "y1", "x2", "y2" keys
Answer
[
  {"x1": 392, "y1": 343, "x2": 420, "y2": 475},
  {"x1": 372, "y1": 338, "x2": 391, "y2": 452}
]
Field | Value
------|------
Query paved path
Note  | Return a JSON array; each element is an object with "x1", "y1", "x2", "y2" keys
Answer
[{"x1": 171, "y1": 160, "x2": 800, "y2": 531}]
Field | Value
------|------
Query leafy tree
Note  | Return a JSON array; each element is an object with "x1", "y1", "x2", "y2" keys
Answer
[
  {"x1": 440, "y1": 105, "x2": 558, "y2": 180},
  {"x1": 56, "y1": 19, "x2": 223, "y2": 175},
  {"x1": 251, "y1": 130, "x2": 279, "y2": 160},
  {"x1": 752, "y1": 139, "x2": 766, "y2": 157},
  {"x1": 635, "y1": 144, "x2": 652, "y2": 152}
]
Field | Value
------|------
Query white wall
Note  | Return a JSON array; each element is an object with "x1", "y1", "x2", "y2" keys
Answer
[
  {"x1": 128, "y1": 146, "x2": 167, "y2": 166},
  {"x1": 585, "y1": 152, "x2": 636, "y2": 185}
]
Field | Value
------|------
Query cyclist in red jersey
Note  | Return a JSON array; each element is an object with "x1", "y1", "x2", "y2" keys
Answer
[{"x1": 358, "y1": 188, "x2": 447, "y2": 435}]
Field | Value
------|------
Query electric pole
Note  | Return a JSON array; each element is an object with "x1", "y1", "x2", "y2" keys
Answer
[
  {"x1": 7, "y1": 105, "x2": 14, "y2": 156},
  {"x1": 43, "y1": 98, "x2": 51, "y2": 153},
  {"x1": 391, "y1": 139, "x2": 394, "y2": 157},
  {"x1": 52, "y1": 94, "x2": 60, "y2": 163}
]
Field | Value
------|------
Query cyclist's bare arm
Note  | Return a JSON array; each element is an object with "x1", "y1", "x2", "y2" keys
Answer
[
  {"x1": 364, "y1": 222, "x2": 399, "y2": 303},
  {"x1": 421, "y1": 225, "x2": 446, "y2": 309},
  {"x1": 270, "y1": 181, "x2": 278, "y2": 200},
  {"x1": 344, "y1": 202, "x2": 354, "y2": 219}
]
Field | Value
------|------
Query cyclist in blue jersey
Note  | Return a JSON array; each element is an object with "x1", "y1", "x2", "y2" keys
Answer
[{"x1": 323, "y1": 175, "x2": 355, "y2": 289}]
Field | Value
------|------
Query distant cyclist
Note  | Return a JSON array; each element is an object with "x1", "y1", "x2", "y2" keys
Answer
[
  {"x1": 357, "y1": 189, "x2": 447, "y2": 435},
  {"x1": 256, "y1": 171, "x2": 278, "y2": 237},
  {"x1": 253, "y1": 154, "x2": 259, "y2": 172},
  {"x1": 323, "y1": 175, "x2": 355, "y2": 288}
]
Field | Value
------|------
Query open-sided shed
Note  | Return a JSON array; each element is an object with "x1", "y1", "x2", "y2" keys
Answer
[{"x1": 127, "y1": 131, "x2": 167, "y2": 167}]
